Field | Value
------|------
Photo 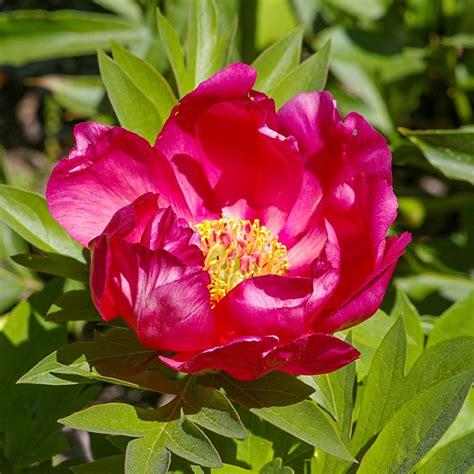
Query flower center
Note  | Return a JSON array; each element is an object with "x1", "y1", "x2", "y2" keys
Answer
[{"x1": 195, "y1": 216, "x2": 289, "y2": 308}]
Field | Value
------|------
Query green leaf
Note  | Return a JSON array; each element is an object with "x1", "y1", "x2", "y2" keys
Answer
[
  {"x1": 111, "y1": 42, "x2": 177, "y2": 124},
  {"x1": 156, "y1": 8, "x2": 192, "y2": 97},
  {"x1": 0, "y1": 292, "x2": 98, "y2": 468},
  {"x1": 183, "y1": 385, "x2": 247, "y2": 439},
  {"x1": 125, "y1": 435, "x2": 170, "y2": 474},
  {"x1": 260, "y1": 457, "x2": 294, "y2": 474},
  {"x1": 18, "y1": 327, "x2": 183, "y2": 394},
  {"x1": 71, "y1": 455, "x2": 125, "y2": 474},
  {"x1": 399, "y1": 128, "x2": 474, "y2": 184},
  {"x1": 271, "y1": 40, "x2": 331, "y2": 108},
  {"x1": 61, "y1": 401, "x2": 223, "y2": 470},
  {"x1": 98, "y1": 49, "x2": 162, "y2": 143},
  {"x1": 358, "y1": 372, "x2": 474, "y2": 473},
  {"x1": 390, "y1": 288, "x2": 424, "y2": 369},
  {"x1": 46, "y1": 290, "x2": 101, "y2": 322},
  {"x1": 27, "y1": 75, "x2": 104, "y2": 117},
  {"x1": 0, "y1": 185, "x2": 83, "y2": 261},
  {"x1": 207, "y1": 372, "x2": 314, "y2": 407},
  {"x1": 325, "y1": 0, "x2": 392, "y2": 21},
  {"x1": 187, "y1": 0, "x2": 219, "y2": 86},
  {"x1": 252, "y1": 27, "x2": 304, "y2": 93},
  {"x1": 93, "y1": 0, "x2": 143, "y2": 21},
  {"x1": 428, "y1": 291, "x2": 474, "y2": 346},
  {"x1": 312, "y1": 334, "x2": 356, "y2": 473},
  {"x1": 205, "y1": 372, "x2": 351, "y2": 461},
  {"x1": 399, "y1": 337, "x2": 474, "y2": 408},
  {"x1": 253, "y1": 401, "x2": 354, "y2": 462},
  {"x1": 348, "y1": 310, "x2": 394, "y2": 379},
  {"x1": 417, "y1": 432, "x2": 474, "y2": 474},
  {"x1": 12, "y1": 253, "x2": 89, "y2": 282},
  {"x1": 350, "y1": 317, "x2": 407, "y2": 455},
  {"x1": 0, "y1": 10, "x2": 146, "y2": 66},
  {"x1": 59, "y1": 403, "x2": 164, "y2": 436}
]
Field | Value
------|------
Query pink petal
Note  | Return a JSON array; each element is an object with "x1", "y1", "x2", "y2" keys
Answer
[
  {"x1": 313, "y1": 232, "x2": 412, "y2": 333},
  {"x1": 160, "y1": 336, "x2": 279, "y2": 381},
  {"x1": 46, "y1": 123, "x2": 189, "y2": 246},
  {"x1": 265, "y1": 333, "x2": 360, "y2": 375},
  {"x1": 91, "y1": 235, "x2": 215, "y2": 352},
  {"x1": 102, "y1": 193, "x2": 203, "y2": 267},
  {"x1": 155, "y1": 64, "x2": 302, "y2": 231},
  {"x1": 214, "y1": 233, "x2": 339, "y2": 342}
]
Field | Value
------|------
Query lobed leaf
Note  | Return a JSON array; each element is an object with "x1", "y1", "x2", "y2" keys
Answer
[{"x1": 0, "y1": 185, "x2": 84, "y2": 261}]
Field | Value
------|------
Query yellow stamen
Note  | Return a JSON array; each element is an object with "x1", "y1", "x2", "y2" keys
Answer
[{"x1": 195, "y1": 216, "x2": 289, "y2": 308}]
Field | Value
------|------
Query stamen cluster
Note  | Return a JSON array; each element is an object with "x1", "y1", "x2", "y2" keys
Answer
[{"x1": 195, "y1": 216, "x2": 289, "y2": 307}]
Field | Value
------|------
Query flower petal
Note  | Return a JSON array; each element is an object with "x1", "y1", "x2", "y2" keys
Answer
[
  {"x1": 313, "y1": 232, "x2": 412, "y2": 333},
  {"x1": 102, "y1": 193, "x2": 203, "y2": 267},
  {"x1": 46, "y1": 123, "x2": 188, "y2": 246},
  {"x1": 160, "y1": 336, "x2": 279, "y2": 380},
  {"x1": 156, "y1": 63, "x2": 302, "y2": 231},
  {"x1": 264, "y1": 333, "x2": 360, "y2": 375},
  {"x1": 91, "y1": 235, "x2": 215, "y2": 351},
  {"x1": 215, "y1": 230, "x2": 339, "y2": 342}
]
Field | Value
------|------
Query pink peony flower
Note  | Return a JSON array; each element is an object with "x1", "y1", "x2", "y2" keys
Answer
[{"x1": 46, "y1": 63, "x2": 410, "y2": 380}]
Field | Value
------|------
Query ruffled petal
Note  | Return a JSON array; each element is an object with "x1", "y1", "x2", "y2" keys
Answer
[
  {"x1": 46, "y1": 123, "x2": 189, "y2": 246},
  {"x1": 102, "y1": 193, "x2": 203, "y2": 267},
  {"x1": 160, "y1": 336, "x2": 279, "y2": 381},
  {"x1": 264, "y1": 333, "x2": 360, "y2": 375},
  {"x1": 215, "y1": 226, "x2": 339, "y2": 342},
  {"x1": 156, "y1": 64, "x2": 302, "y2": 231},
  {"x1": 91, "y1": 236, "x2": 215, "y2": 351},
  {"x1": 313, "y1": 232, "x2": 412, "y2": 333}
]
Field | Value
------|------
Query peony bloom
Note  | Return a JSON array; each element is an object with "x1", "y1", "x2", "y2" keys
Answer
[{"x1": 46, "y1": 63, "x2": 410, "y2": 380}]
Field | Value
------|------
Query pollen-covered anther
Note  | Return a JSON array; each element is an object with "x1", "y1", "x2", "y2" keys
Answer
[{"x1": 195, "y1": 216, "x2": 289, "y2": 308}]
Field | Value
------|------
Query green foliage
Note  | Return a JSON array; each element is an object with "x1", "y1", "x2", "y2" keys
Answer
[
  {"x1": 0, "y1": 185, "x2": 84, "y2": 262},
  {"x1": 1, "y1": 1, "x2": 474, "y2": 472}
]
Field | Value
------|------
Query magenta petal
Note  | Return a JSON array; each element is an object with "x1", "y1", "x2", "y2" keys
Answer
[
  {"x1": 160, "y1": 336, "x2": 279, "y2": 381},
  {"x1": 314, "y1": 232, "x2": 412, "y2": 333},
  {"x1": 46, "y1": 123, "x2": 189, "y2": 246},
  {"x1": 90, "y1": 236, "x2": 215, "y2": 352},
  {"x1": 102, "y1": 193, "x2": 203, "y2": 267},
  {"x1": 215, "y1": 244, "x2": 339, "y2": 342},
  {"x1": 265, "y1": 333, "x2": 359, "y2": 375}
]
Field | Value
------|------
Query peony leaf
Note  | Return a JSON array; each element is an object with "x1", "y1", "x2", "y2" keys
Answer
[
  {"x1": 46, "y1": 290, "x2": 101, "y2": 322},
  {"x1": 358, "y1": 372, "x2": 474, "y2": 473},
  {"x1": 187, "y1": 0, "x2": 219, "y2": 86},
  {"x1": 347, "y1": 310, "x2": 395, "y2": 380},
  {"x1": 156, "y1": 8, "x2": 192, "y2": 97},
  {"x1": 0, "y1": 185, "x2": 84, "y2": 262},
  {"x1": 350, "y1": 317, "x2": 407, "y2": 456},
  {"x1": 311, "y1": 334, "x2": 356, "y2": 472},
  {"x1": 0, "y1": 9, "x2": 145, "y2": 66},
  {"x1": 18, "y1": 327, "x2": 183, "y2": 394},
  {"x1": 183, "y1": 385, "x2": 247, "y2": 439},
  {"x1": 260, "y1": 457, "x2": 294, "y2": 473},
  {"x1": 111, "y1": 42, "x2": 177, "y2": 124},
  {"x1": 390, "y1": 288, "x2": 424, "y2": 370},
  {"x1": 98, "y1": 49, "x2": 162, "y2": 143},
  {"x1": 125, "y1": 435, "x2": 170, "y2": 474},
  {"x1": 253, "y1": 401, "x2": 354, "y2": 462},
  {"x1": 399, "y1": 128, "x2": 474, "y2": 184},
  {"x1": 399, "y1": 337, "x2": 474, "y2": 408},
  {"x1": 71, "y1": 454, "x2": 125, "y2": 474},
  {"x1": 416, "y1": 432, "x2": 474, "y2": 474},
  {"x1": 207, "y1": 371, "x2": 314, "y2": 407},
  {"x1": 428, "y1": 291, "x2": 474, "y2": 347},
  {"x1": 11, "y1": 253, "x2": 89, "y2": 283},
  {"x1": 61, "y1": 400, "x2": 222, "y2": 470},
  {"x1": 252, "y1": 26, "x2": 304, "y2": 93},
  {"x1": 271, "y1": 40, "x2": 331, "y2": 108}
]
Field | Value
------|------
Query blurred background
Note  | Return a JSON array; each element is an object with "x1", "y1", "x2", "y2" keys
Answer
[{"x1": 1, "y1": 0, "x2": 473, "y2": 326}]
